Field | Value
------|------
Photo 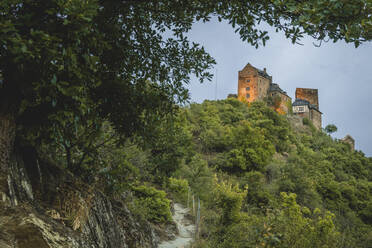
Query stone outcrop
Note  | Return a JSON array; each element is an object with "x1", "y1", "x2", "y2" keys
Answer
[{"x1": 0, "y1": 149, "x2": 159, "y2": 248}]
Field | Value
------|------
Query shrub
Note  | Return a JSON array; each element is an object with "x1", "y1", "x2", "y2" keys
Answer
[
  {"x1": 132, "y1": 185, "x2": 172, "y2": 223},
  {"x1": 303, "y1": 117, "x2": 311, "y2": 126},
  {"x1": 213, "y1": 178, "x2": 247, "y2": 225},
  {"x1": 168, "y1": 177, "x2": 189, "y2": 204},
  {"x1": 325, "y1": 124, "x2": 338, "y2": 134}
]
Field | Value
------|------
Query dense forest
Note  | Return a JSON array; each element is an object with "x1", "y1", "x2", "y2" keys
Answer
[{"x1": 37, "y1": 98, "x2": 372, "y2": 247}]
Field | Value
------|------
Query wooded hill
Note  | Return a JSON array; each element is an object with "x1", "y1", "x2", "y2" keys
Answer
[
  {"x1": 170, "y1": 99, "x2": 372, "y2": 247},
  {"x1": 53, "y1": 98, "x2": 371, "y2": 248}
]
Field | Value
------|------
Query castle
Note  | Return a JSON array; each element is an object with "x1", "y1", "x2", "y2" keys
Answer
[
  {"x1": 292, "y1": 88, "x2": 322, "y2": 129},
  {"x1": 233, "y1": 63, "x2": 323, "y2": 129}
]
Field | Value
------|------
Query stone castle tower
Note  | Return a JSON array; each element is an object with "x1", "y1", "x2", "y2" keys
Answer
[
  {"x1": 292, "y1": 88, "x2": 322, "y2": 129},
  {"x1": 238, "y1": 63, "x2": 272, "y2": 102}
]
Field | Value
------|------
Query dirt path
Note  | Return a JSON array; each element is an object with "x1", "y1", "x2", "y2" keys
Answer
[{"x1": 158, "y1": 203, "x2": 195, "y2": 248}]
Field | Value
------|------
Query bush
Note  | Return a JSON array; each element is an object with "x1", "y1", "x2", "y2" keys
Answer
[
  {"x1": 132, "y1": 185, "x2": 172, "y2": 223},
  {"x1": 173, "y1": 155, "x2": 214, "y2": 202},
  {"x1": 168, "y1": 177, "x2": 189, "y2": 204},
  {"x1": 303, "y1": 117, "x2": 311, "y2": 126},
  {"x1": 213, "y1": 178, "x2": 247, "y2": 225},
  {"x1": 325, "y1": 124, "x2": 338, "y2": 134}
]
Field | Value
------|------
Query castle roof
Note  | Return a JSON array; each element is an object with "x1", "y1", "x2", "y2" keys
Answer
[
  {"x1": 269, "y1": 83, "x2": 286, "y2": 94},
  {"x1": 257, "y1": 68, "x2": 271, "y2": 79},
  {"x1": 241, "y1": 63, "x2": 271, "y2": 80},
  {"x1": 310, "y1": 105, "x2": 322, "y2": 113},
  {"x1": 292, "y1": 98, "x2": 310, "y2": 106}
]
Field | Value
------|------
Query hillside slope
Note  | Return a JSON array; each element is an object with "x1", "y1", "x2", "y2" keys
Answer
[
  {"x1": 1, "y1": 99, "x2": 372, "y2": 248},
  {"x1": 176, "y1": 99, "x2": 372, "y2": 248}
]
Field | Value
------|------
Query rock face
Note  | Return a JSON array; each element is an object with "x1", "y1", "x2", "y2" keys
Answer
[{"x1": 0, "y1": 149, "x2": 159, "y2": 248}]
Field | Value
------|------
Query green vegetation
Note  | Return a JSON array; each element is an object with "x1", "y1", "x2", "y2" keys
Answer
[
  {"x1": 325, "y1": 124, "x2": 338, "y2": 134},
  {"x1": 92, "y1": 98, "x2": 369, "y2": 247},
  {"x1": 132, "y1": 185, "x2": 172, "y2": 224},
  {"x1": 286, "y1": 99, "x2": 293, "y2": 115},
  {"x1": 178, "y1": 100, "x2": 372, "y2": 247},
  {"x1": 37, "y1": 98, "x2": 371, "y2": 247},
  {"x1": 167, "y1": 177, "x2": 189, "y2": 204}
]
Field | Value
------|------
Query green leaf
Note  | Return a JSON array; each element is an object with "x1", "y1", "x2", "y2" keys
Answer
[
  {"x1": 21, "y1": 44, "x2": 27, "y2": 53},
  {"x1": 51, "y1": 75, "x2": 57, "y2": 85}
]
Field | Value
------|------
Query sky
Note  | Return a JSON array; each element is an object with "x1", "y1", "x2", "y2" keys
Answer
[{"x1": 186, "y1": 19, "x2": 372, "y2": 156}]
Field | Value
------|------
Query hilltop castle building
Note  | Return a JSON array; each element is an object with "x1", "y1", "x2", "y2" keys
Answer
[
  {"x1": 234, "y1": 63, "x2": 322, "y2": 129},
  {"x1": 237, "y1": 63, "x2": 292, "y2": 114}
]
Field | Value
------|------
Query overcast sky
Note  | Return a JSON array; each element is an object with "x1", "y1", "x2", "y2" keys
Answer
[{"x1": 186, "y1": 19, "x2": 372, "y2": 156}]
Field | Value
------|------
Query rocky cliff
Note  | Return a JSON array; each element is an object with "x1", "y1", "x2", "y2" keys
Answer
[{"x1": 0, "y1": 147, "x2": 159, "y2": 248}]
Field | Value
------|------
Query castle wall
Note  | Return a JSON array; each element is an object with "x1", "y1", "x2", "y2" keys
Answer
[
  {"x1": 296, "y1": 88, "x2": 319, "y2": 108},
  {"x1": 341, "y1": 135, "x2": 355, "y2": 150},
  {"x1": 310, "y1": 109, "x2": 322, "y2": 129},
  {"x1": 296, "y1": 111, "x2": 310, "y2": 120},
  {"x1": 257, "y1": 76, "x2": 271, "y2": 101},
  {"x1": 270, "y1": 92, "x2": 292, "y2": 114},
  {"x1": 238, "y1": 65, "x2": 257, "y2": 102}
]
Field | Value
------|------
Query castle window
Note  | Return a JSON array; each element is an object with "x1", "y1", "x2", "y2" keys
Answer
[
  {"x1": 247, "y1": 79, "x2": 250, "y2": 82},
  {"x1": 246, "y1": 87, "x2": 250, "y2": 91},
  {"x1": 246, "y1": 93, "x2": 250, "y2": 98},
  {"x1": 298, "y1": 106, "x2": 304, "y2": 112}
]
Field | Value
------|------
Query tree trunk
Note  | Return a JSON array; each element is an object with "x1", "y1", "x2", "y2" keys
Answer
[
  {"x1": 0, "y1": 114, "x2": 16, "y2": 205},
  {"x1": 0, "y1": 113, "x2": 15, "y2": 171}
]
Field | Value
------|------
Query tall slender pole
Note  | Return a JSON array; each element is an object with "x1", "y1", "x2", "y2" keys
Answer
[
  {"x1": 195, "y1": 197, "x2": 201, "y2": 239},
  {"x1": 192, "y1": 195, "x2": 195, "y2": 216},
  {"x1": 215, "y1": 68, "x2": 218, "y2": 100},
  {"x1": 187, "y1": 187, "x2": 190, "y2": 209}
]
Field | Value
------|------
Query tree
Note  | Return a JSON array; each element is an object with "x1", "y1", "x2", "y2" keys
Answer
[
  {"x1": 0, "y1": 0, "x2": 371, "y2": 173},
  {"x1": 325, "y1": 124, "x2": 338, "y2": 134}
]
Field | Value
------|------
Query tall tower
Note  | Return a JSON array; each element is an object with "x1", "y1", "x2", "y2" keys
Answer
[
  {"x1": 293, "y1": 88, "x2": 322, "y2": 129},
  {"x1": 295, "y1": 88, "x2": 319, "y2": 109},
  {"x1": 238, "y1": 63, "x2": 271, "y2": 102}
]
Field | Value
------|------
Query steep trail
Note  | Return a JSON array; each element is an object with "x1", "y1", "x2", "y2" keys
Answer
[{"x1": 158, "y1": 203, "x2": 195, "y2": 248}]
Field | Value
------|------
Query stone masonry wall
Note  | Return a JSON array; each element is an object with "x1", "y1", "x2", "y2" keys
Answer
[
  {"x1": 257, "y1": 76, "x2": 271, "y2": 101},
  {"x1": 295, "y1": 88, "x2": 319, "y2": 108},
  {"x1": 310, "y1": 109, "x2": 322, "y2": 129},
  {"x1": 341, "y1": 135, "x2": 355, "y2": 150},
  {"x1": 296, "y1": 111, "x2": 310, "y2": 120},
  {"x1": 270, "y1": 92, "x2": 292, "y2": 114}
]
